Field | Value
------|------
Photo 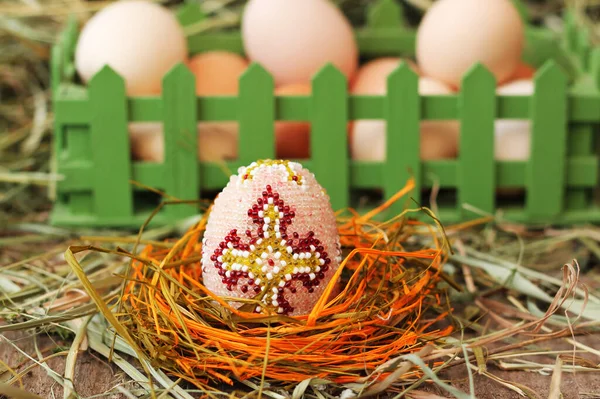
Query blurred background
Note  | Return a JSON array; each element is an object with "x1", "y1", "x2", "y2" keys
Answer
[{"x1": 1, "y1": 0, "x2": 598, "y2": 225}]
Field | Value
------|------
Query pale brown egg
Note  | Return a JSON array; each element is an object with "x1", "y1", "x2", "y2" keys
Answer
[
  {"x1": 241, "y1": 0, "x2": 358, "y2": 85},
  {"x1": 129, "y1": 122, "x2": 238, "y2": 163},
  {"x1": 275, "y1": 83, "x2": 312, "y2": 159},
  {"x1": 509, "y1": 63, "x2": 536, "y2": 81},
  {"x1": 349, "y1": 62, "x2": 458, "y2": 161},
  {"x1": 130, "y1": 51, "x2": 246, "y2": 162},
  {"x1": 416, "y1": 0, "x2": 524, "y2": 89},
  {"x1": 187, "y1": 51, "x2": 249, "y2": 95},
  {"x1": 75, "y1": 0, "x2": 188, "y2": 96},
  {"x1": 351, "y1": 57, "x2": 420, "y2": 95}
]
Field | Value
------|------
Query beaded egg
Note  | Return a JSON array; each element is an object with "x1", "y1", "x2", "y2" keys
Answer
[{"x1": 201, "y1": 160, "x2": 342, "y2": 316}]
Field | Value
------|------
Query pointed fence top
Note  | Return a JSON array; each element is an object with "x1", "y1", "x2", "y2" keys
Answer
[
  {"x1": 312, "y1": 63, "x2": 347, "y2": 85},
  {"x1": 461, "y1": 63, "x2": 495, "y2": 87}
]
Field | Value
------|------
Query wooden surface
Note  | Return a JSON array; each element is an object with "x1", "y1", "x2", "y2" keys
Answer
[{"x1": 2, "y1": 329, "x2": 599, "y2": 398}]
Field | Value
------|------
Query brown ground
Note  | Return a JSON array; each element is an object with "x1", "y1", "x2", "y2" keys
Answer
[{"x1": 1, "y1": 328, "x2": 599, "y2": 399}]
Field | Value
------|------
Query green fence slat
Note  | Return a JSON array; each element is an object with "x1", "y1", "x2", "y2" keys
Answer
[
  {"x1": 526, "y1": 61, "x2": 568, "y2": 219},
  {"x1": 162, "y1": 63, "x2": 199, "y2": 220},
  {"x1": 238, "y1": 63, "x2": 275, "y2": 163},
  {"x1": 367, "y1": 0, "x2": 403, "y2": 29},
  {"x1": 385, "y1": 63, "x2": 419, "y2": 216},
  {"x1": 311, "y1": 64, "x2": 349, "y2": 212},
  {"x1": 458, "y1": 64, "x2": 496, "y2": 217},
  {"x1": 88, "y1": 66, "x2": 133, "y2": 219}
]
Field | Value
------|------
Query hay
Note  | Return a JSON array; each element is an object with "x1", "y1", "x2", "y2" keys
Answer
[{"x1": 2, "y1": 0, "x2": 600, "y2": 397}]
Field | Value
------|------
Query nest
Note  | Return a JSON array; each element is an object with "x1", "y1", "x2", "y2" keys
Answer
[{"x1": 113, "y1": 179, "x2": 454, "y2": 388}]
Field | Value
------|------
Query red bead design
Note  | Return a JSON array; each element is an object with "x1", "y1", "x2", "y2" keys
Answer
[{"x1": 211, "y1": 185, "x2": 330, "y2": 315}]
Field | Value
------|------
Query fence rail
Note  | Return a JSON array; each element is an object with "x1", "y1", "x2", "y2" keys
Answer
[{"x1": 50, "y1": 0, "x2": 600, "y2": 227}]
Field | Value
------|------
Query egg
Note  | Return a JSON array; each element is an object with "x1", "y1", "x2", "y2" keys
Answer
[
  {"x1": 275, "y1": 84, "x2": 312, "y2": 159},
  {"x1": 129, "y1": 122, "x2": 238, "y2": 162},
  {"x1": 495, "y1": 79, "x2": 533, "y2": 161},
  {"x1": 75, "y1": 0, "x2": 188, "y2": 95},
  {"x1": 201, "y1": 159, "x2": 342, "y2": 316},
  {"x1": 416, "y1": 0, "x2": 524, "y2": 89},
  {"x1": 350, "y1": 63, "x2": 459, "y2": 161},
  {"x1": 351, "y1": 58, "x2": 420, "y2": 94},
  {"x1": 241, "y1": 0, "x2": 358, "y2": 86},
  {"x1": 510, "y1": 63, "x2": 536, "y2": 81},
  {"x1": 187, "y1": 51, "x2": 249, "y2": 95}
]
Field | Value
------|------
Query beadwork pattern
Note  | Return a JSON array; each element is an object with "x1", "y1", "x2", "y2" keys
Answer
[{"x1": 201, "y1": 160, "x2": 341, "y2": 316}]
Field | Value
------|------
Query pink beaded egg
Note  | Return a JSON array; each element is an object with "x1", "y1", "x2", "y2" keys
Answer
[{"x1": 201, "y1": 160, "x2": 342, "y2": 316}]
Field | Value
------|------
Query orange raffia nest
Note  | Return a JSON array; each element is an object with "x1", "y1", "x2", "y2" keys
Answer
[{"x1": 119, "y1": 179, "x2": 454, "y2": 387}]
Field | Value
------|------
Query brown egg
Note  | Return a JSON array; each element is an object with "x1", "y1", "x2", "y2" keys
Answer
[
  {"x1": 349, "y1": 60, "x2": 458, "y2": 161},
  {"x1": 187, "y1": 51, "x2": 249, "y2": 95},
  {"x1": 351, "y1": 57, "x2": 420, "y2": 95},
  {"x1": 275, "y1": 83, "x2": 311, "y2": 159},
  {"x1": 129, "y1": 122, "x2": 238, "y2": 163},
  {"x1": 510, "y1": 62, "x2": 536, "y2": 81}
]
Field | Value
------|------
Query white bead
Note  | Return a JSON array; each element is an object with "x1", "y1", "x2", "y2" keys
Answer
[
  {"x1": 319, "y1": 259, "x2": 325, "y2": 265},
  {"x1": 268, "y1": 245, "x2": 273, "y2": 253},
  {"x1": 272, "y1": 300, "x2": 279, "y2": 307},
  {"x1": 315, "y1": 253, "x2": 320, "y2": 259},
  {"x1": 250, "y1": 245, "x2": 256, "y2": 251},
  {"x1": 261, "y1": 265, "x2": 268, "y2": 273},
  {"x1": 273, "y1": 266, "x2": 280, "y2": 274},
  {"x1": 281, "y1": 240, "x2": 287, "y2": 246},
  {"x1": 293, "y1": 254, "x2": 299, "y2": 260},
  {"x1": 293, "y1": 267, "x2": 299, "y2": 274},
  {"x1": 217, "y1": 256, "x2": 223, "y2": 262},
  {"x1": 305, "y1": 252, "x2": 311, "y2": 259},
  {"x1": 309, "y1": 273, "x2": 316, "y2": 280},
  {"x1": 266, "y1": 273, "x2": 273, "y2": 280},
  {"x1": 280, "y1": 260, "x2": 287, "y2": 267},
  {"x1": 263, "y1": 204, "x2": 269, "y2": 210},
  {"x1": 258, "y1": 211, "x2": 264, "y2": 218},
  {"x1": 255, "y1": 278, "x2": 261, "y2": 285},
  {"x1": 249, "y1": 272, "x2": 255, "y2": 279},
  {"x1": 261, "y1": 252, "x2": 268, "y2": 259},
  {"x1": 268, "y1": 198, "x2": 273, "y2": 204},
  {"x1": 256, "y1": 306, "x2": 261, "y2": 312},
  {"x1": 279, "y1": 281, "x2": 285, "y2": 287},
  {"x1": 255, "y1": 258, "x2": 263, "y2": 265},
  {"x1": 264, "y1": 217, "x2": 271, "y2": 224},
  {"x1": 274, "y1": 252, "x2": 281, "y2": 259},
  {"x1": 310, "y1": 245, "x2": 316, "y2": 251},
  {"x1": 274, "y1": 206, "x2": 279, "y2": 212},
  {"x1": 299, "y1": 253, "x2": 305, "y2": 260},
  {"x1": 222, "y1": 249, "x2": 228, "y2": 255},
  {"x1": 287, "y1": 246, "x2": 293, "y2": 253},
  {"x1": 244, "y1": 251, "x2": 250, "y2": 258},
  {"x1": 264, "y1": 232, "x2": 269, "y2": 238},
  {"x1": 257, "y1": 239, "x2": 263, "y2": 245},
  {"x1": 276, "y1": 232, "x2": 281, "y2": 239},
  {"x1": 278, "y1": 307, "x2": 284, "y2": 314},
  {"x1": 285, "y1": 274, "x2": 292, "y2": 281},
  {"x1": 315, "y1": 266, "x2": 321, "y2": 272},
  {"x1": 279, "y1": 212, "x2": 284, "y2": 218},
  {"x1": 272, "y1": 287, "x2": 279, "y2": 294},
  {"x1": 222, "y1": 262, "x2": 228, "y2": 268},
  {"x1": 262, "y1": 225, "x2": 268, "y2": 231},
  {"x1": 225, "y1": 271, "x2": 231, "y2": 278},
  {"x1": 227, "y1": 242, "x2": 233, "y2": 249}
]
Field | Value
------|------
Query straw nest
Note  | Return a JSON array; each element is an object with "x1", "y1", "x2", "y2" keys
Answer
[{"x1": 110, "y1": 180, "x2": 455, "y2": 388}]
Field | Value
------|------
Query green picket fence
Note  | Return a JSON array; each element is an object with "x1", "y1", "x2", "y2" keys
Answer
[{"x1": 49, "y1": 0, "x2": 600, "y2": 228}]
